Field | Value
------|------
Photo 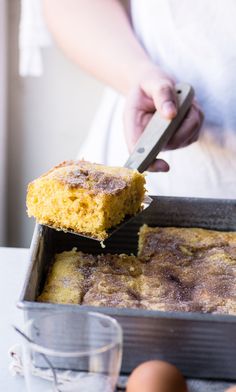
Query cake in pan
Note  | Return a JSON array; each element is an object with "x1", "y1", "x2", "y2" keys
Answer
[
  {"x1": 38, "y1": 248, "x2": 97, "y2": 304},
  {"x1": 26, "y1": 160, "x2": 146, "y2": 240},
  {"x1": 38, "y1": 249, "x2": 143, "y2": 308},
  {"x1": 83, "y1": 253, "x2": 143, "y2": 309},
  {"x1": 38, "y1": 225, "x2": 236, "y2": 315},
  {"x1": 138, "y1": 225, "x2": 236, "y2": 314}
]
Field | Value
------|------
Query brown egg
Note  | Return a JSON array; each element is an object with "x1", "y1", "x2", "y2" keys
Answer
[
  {"x1": 126, "y1": 360, "x2": 188, "y2": 392},
  {"x1": 225, "y1": 387, "x2": 236, "y2": 392}
]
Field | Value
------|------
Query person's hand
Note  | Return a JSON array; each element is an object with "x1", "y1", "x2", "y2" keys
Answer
[{"x1": 123, "y1": 66, "x2": 204, "y2": 171}]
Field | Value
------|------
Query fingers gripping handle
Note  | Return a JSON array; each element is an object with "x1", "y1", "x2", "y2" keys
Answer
[{"x1": 124, "y1": 83, "x2": 194, "y2": 173}]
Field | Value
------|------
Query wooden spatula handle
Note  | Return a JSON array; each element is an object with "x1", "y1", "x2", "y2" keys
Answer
[{"x1": 124, "y1": 82, "x2": 194, "y2": 173}]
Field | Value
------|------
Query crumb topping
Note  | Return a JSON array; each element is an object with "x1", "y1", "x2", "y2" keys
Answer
[{"x1": 50, "y1": 161, "x2": 128, "y2": 194}]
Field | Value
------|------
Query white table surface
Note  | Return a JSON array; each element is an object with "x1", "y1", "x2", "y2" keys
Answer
[{"x1": 0, "y1": 246, "x2": 234, "y2": 391}]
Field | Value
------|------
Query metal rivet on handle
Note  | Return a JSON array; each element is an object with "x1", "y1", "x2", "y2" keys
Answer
[{"x1": 137, "y1": 147, "x2": 145, "y2": 153}]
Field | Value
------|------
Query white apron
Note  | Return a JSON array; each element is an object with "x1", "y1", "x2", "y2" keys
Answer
[{"x1": 78, "y1": 0, "x2": 236, "y2": 198}]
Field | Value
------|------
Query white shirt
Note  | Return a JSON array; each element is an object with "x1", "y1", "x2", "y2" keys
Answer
[
  {"x1": 80, "y1": 0, "x2": 236, "y2": 198},
  {"x1": 20, "y1": 0, "x2": 236, "y2": 198}
]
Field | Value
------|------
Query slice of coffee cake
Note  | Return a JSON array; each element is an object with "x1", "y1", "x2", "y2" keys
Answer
[{"x1": 27, "y1": 160, "x2": 146, "y2": 240}]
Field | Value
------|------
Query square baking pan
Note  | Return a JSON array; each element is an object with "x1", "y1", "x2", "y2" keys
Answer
[{"x1": 18, "y1": 196, "x2": 236, "y2": 380}]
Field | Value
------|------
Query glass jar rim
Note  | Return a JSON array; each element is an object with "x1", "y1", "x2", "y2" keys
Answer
[{"x1": 24, "y1": 310, "x2": 123, "y2": 358}]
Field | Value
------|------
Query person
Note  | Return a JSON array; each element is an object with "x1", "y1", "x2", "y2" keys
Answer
[{"x1": 30, "y1": 0, "x2": 236, "y2": 198}]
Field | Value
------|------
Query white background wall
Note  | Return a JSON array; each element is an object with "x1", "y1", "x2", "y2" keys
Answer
[{"x1": 7, "y1": 0, "x2": 105, "y2": 247}]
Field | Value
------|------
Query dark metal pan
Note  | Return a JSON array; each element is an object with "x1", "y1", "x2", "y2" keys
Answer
[{"x1": 18, "y1": 196, "x2": 236, "y2": 380}]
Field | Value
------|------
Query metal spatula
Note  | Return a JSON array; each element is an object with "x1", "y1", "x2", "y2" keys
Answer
[
  {"x1": 47, "y1": 82, "x2": 194, "y2": 240},
  {"x1": 124, "y1": 82, "x2": 194, "y2": 172}
]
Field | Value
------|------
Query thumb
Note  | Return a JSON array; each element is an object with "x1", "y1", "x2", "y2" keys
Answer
[{"x1": 152, "y1": 79, "x2": 178, "y2": 119}]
